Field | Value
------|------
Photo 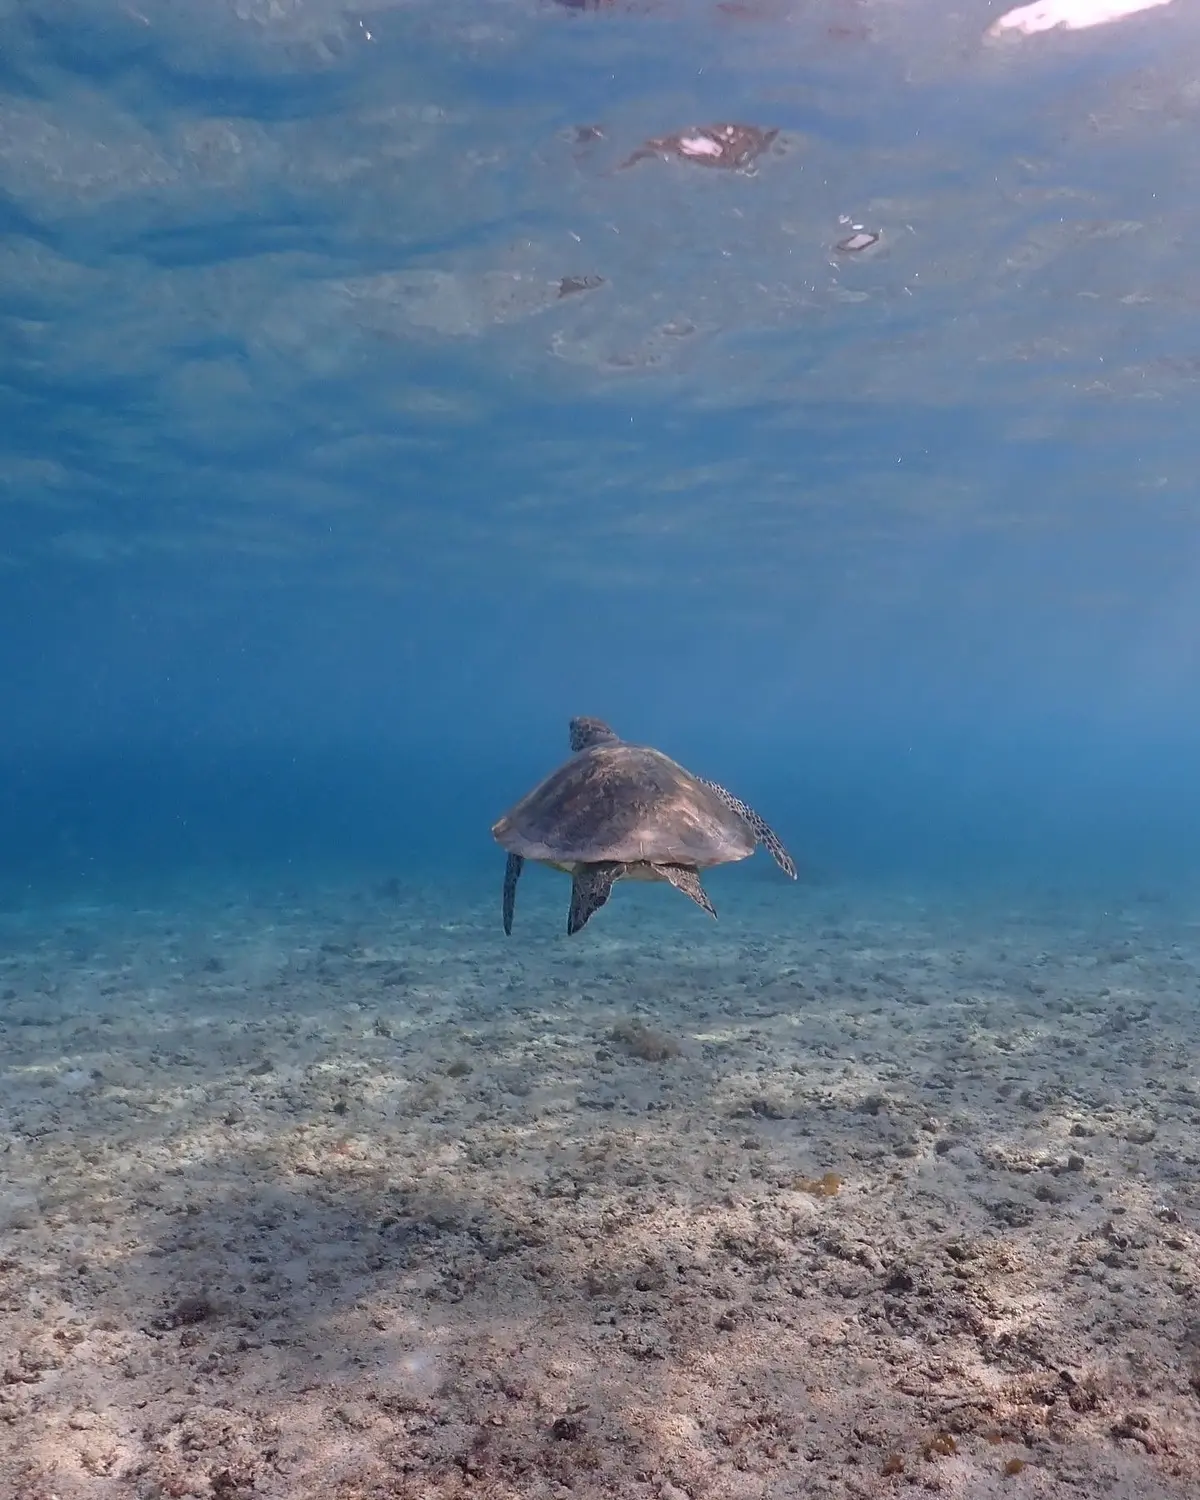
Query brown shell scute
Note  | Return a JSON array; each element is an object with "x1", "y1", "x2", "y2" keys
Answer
[{"x1": 491, "y1": 743, "x2": 755, "y2": 868}]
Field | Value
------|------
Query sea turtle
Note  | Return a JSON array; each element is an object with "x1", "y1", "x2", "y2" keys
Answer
[{"x1": 491, "y1": 716, "x2": 796, "y2": 936}]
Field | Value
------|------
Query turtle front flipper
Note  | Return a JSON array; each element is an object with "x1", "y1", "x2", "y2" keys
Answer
[
  {"x1": 658, "y1": 863, "x2": 717, "y2": 919},
  {"x1": 699, "y1": 779, "x2": 797, "y2": 879},
  {"x1": 503, "y1": 853, "x2": 524, "y2": 935},
  {"x1": 568, "y1": 861, "x2": 624, "y2": 935}
]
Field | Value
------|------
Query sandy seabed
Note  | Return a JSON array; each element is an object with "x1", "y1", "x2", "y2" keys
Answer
[{"x1": 2, "y1": 865, "x2": 1199, "y2": 1500}]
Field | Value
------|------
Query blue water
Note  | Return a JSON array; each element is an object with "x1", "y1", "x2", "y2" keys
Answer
[
  {"x1": 4, "y1": 0, "x2": 1200, "y2": 910},
  {"x1": 3, "y1": 6, "x2": 1200, "y2": 1495}
]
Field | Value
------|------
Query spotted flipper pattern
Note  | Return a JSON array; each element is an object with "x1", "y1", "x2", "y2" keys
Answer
[
  {"x1": 658, "y1": 863, "x2": 717, "y2": 919},
  {"x1": 502, "y1": 853, "x2": 524, "y2": 935},
  {"x1": 568, "y1": 861, "x2": 624, "y2": 935},
  {"x1": 569, "y1": 716, "x2": 620, "y2": 752},
  {"x1": 699, "y1": 778, "x2": 797, "y2": 879}
]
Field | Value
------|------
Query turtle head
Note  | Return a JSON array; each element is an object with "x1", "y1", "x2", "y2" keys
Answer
[{"x1": 569, "y1": 716, "x2": 620, "y2": 752}]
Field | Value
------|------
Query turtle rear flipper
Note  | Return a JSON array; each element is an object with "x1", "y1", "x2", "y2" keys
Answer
[
  {"x1": 568, "y1": 862, "x2": 624, "y2": 935},
  {"x1": 658, "y1": 863, "x2": 717, "y2": 918},
  {"x1": 699, "y1": 778, "x2": 796, "y2": 879}
]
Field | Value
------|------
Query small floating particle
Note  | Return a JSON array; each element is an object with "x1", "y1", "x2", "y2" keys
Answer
[
  {"x1": 619, "y1": 122, "x2": 779, "y2": 172},
  {"x1": 837, "y1": 230, "x2": 880, "y2": 253},
  {"x1": 558, "y1": 274, "x2": 605, "y2": 297}
]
